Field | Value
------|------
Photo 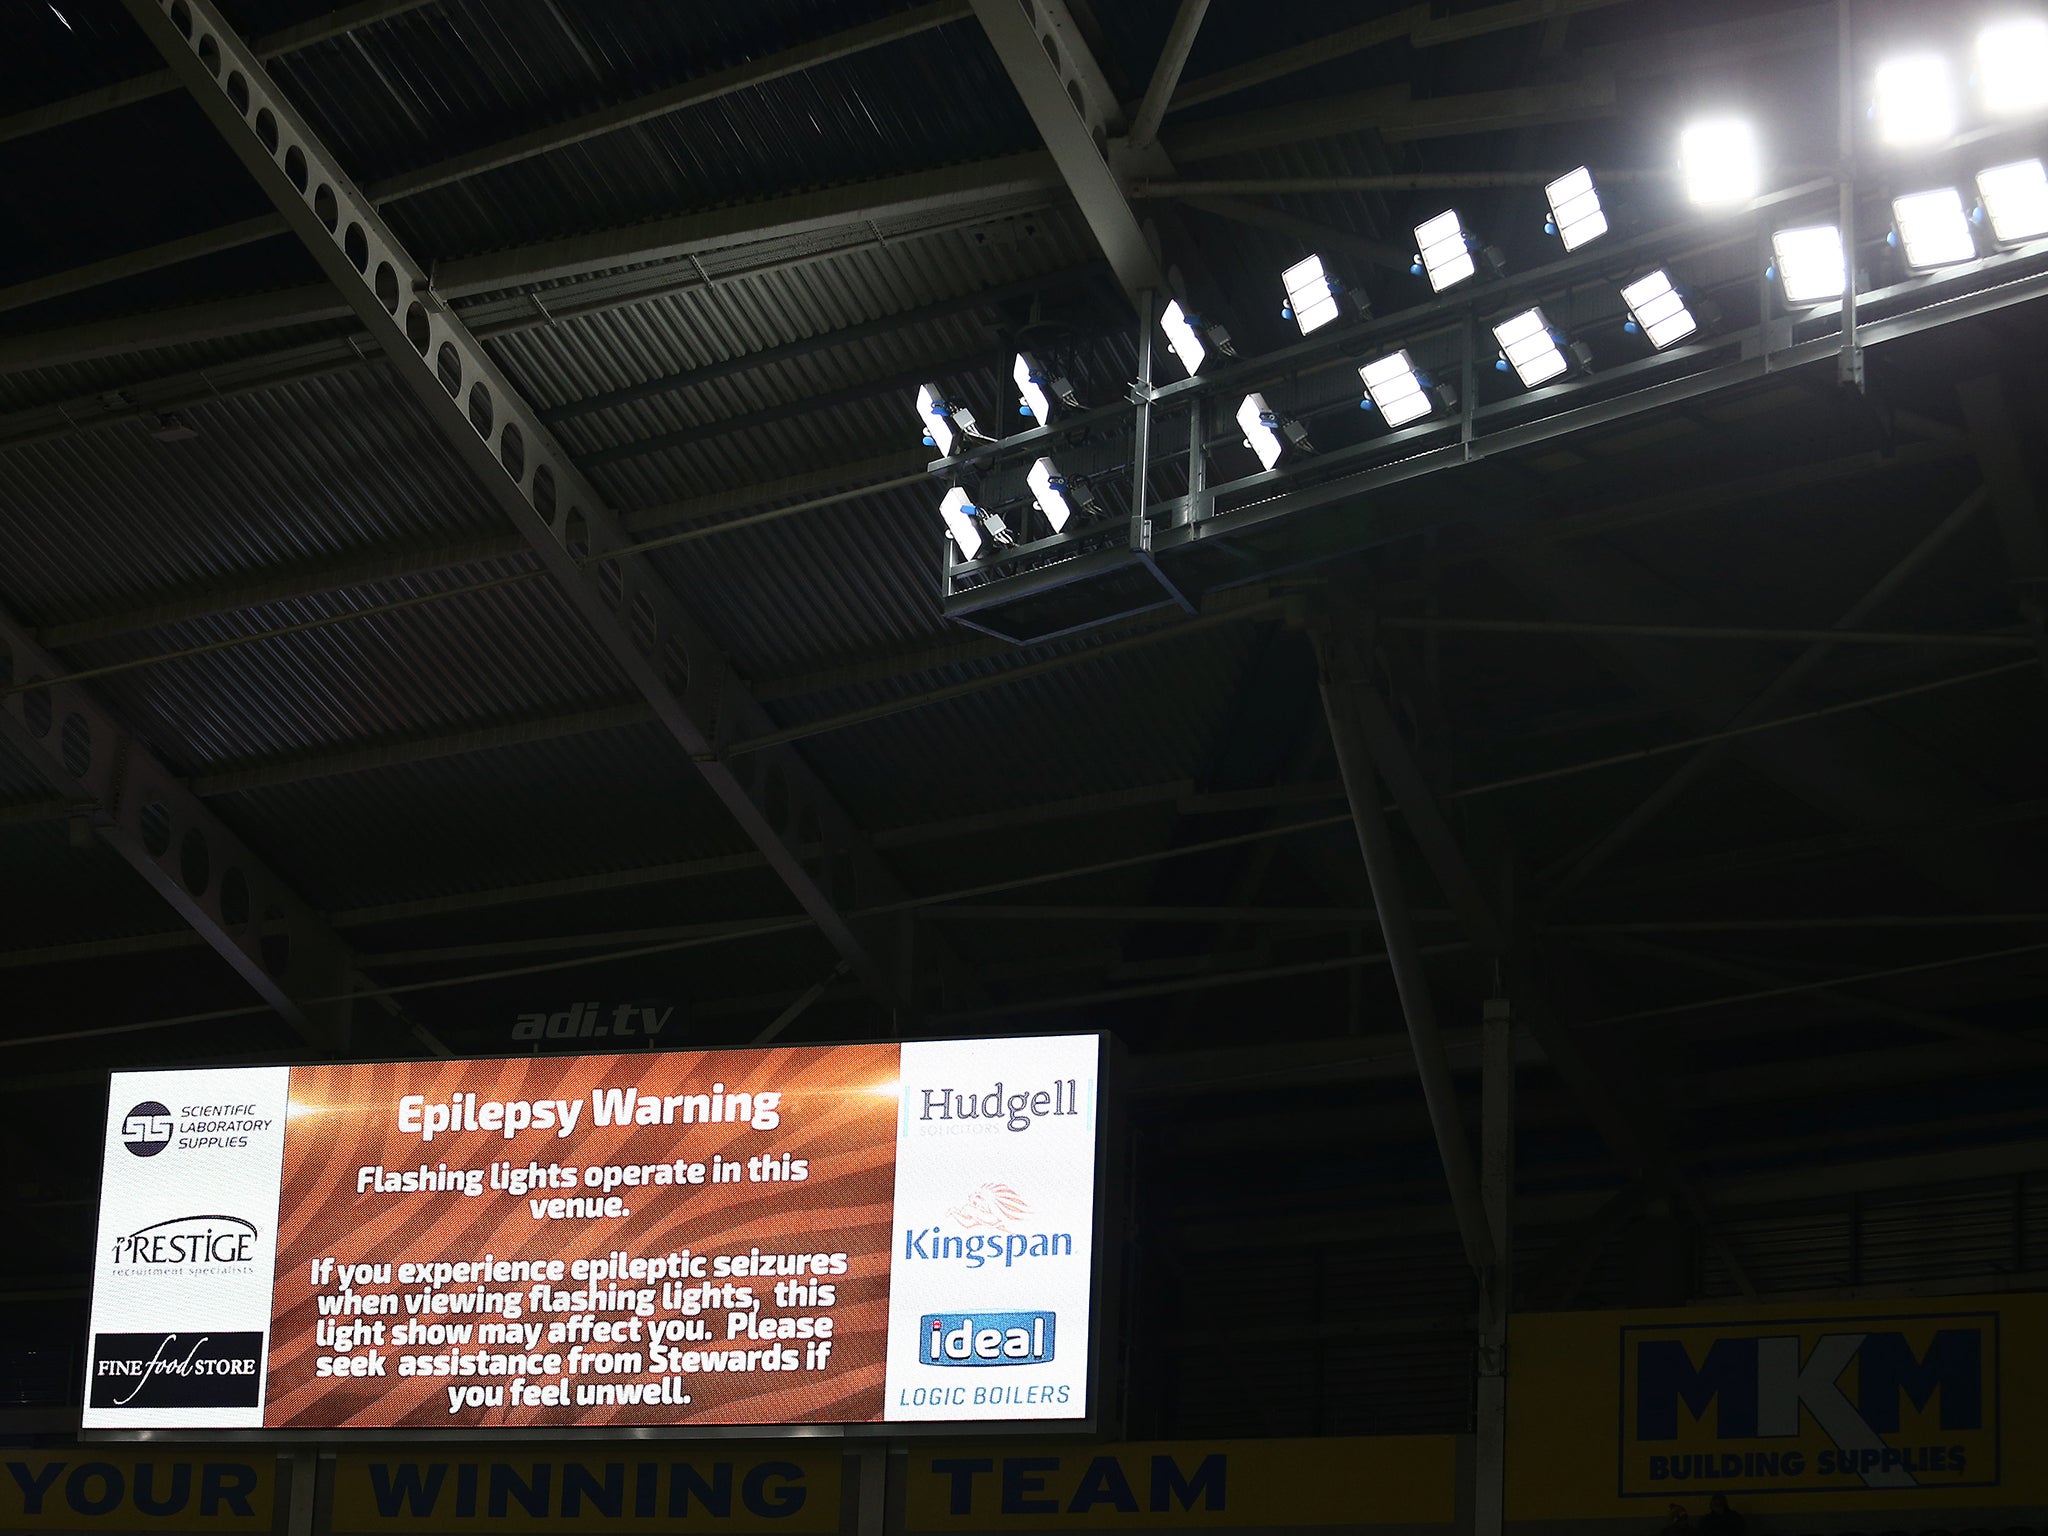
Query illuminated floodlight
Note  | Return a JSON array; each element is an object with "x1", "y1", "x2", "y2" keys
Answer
[
  {"x1": 917, "y1": 383, "x2": 954, "y2": 454},
  {"x1": 1680, "y1": 118, "x2": 1760, "y2": 207},
  {"x1": 1874, "y1": 53, "x2": 1955, "y2": 147},
  {"x1": 1492, "y1": 307, "x2": 1572, "y2": 388},
  {"x1": 939, "y1": 486, "x2": 1012, "y2": 561},
  {"x1": 1013, "y1": 353, "x2": 1053, "y2": 426},
  {"x1": 1358, "y1": 351, "x2": 1436, "y2": 428},
  {"x1": 1978, "y1": 18, "x2": 2048, "y2": 116},
  {"x1": 1892, "y1": 186, "x2": 1977, "y2": 268},
  {"x1": 1281, "y1": 254, "x2": 1345, "y2": 334},
  {"x1": 1544, "y1": 166, "x2": 1608, "y2": 250},
  {"x1": 1026, "y1": 455, "x2": 1077, "y2": 531},
  {"x1": 1619, "y1": 270, "x2": 1699, "y2": 350},
  {"x1": 1236, "y1": 393, "x2": 1286, "y2": 473},
  {"x1": 918, "y1": 383, "x2": 980, "y2": 454},
  {"x1": 1976, "y1": 158, "x2": 2048, "y2": 242},
  {"x1": 1771, "y1": 224, "x2": 1847, "y2": 303},
  {"x1": 1413, "y1": 210, "x2": 1478, "y2": 291},
  {"x1": 1160, "y1": 300, "x2": 1207, "y2": 375}
]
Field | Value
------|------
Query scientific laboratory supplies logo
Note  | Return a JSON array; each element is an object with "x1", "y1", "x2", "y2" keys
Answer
[
  {"x1": 919, "y1": 1312, "x2": 1057, "y2": 1367},
  {"x1": 90, "y1": 1332, "x2": 264, "y2": 1409},
  {"x1": 109, "y1": 1213, "x2": 260, "y2": 1273},
  {"x1": 121, "y1": 1101, "x2": 173, "y2": 1157}
]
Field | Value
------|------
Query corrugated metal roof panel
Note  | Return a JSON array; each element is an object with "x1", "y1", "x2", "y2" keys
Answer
[
  {"x1": 0, "y1": 368, "x2": 503, "y2": 625},
  {"x1": 211, "y1": 721, "x2": 751, "y2": 912},
  {"x1": 64, "y1": 561, "x2": 623, "y2": 771}
]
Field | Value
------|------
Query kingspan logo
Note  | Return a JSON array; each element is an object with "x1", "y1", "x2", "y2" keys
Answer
[
  {"x1": 110, "y1": 1214, "x2": 259, "y2": 1271},
  {"x1": 903, "y1": 1187, "x2": 1072, "y2": 1269},
  {"x1": 1622, "y1": 1312, "x2": 1997, "y2": 1494}
]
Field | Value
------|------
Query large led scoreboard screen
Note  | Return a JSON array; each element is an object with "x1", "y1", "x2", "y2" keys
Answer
[{"x1": 84, "y1": 1035, "x2": 1106, "y2": 1433}]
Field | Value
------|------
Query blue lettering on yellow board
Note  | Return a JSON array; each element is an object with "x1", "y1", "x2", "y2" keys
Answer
[{"x1": 929, "y1": 1456, "x2": 1227, "y2": 1517}]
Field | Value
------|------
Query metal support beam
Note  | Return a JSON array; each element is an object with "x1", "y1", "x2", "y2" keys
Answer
[
  {"x1": 1125, "y1": 0, "x2": 1209, "y2": 151},
  {"x1": 1166, "y1": 0, "x2": 1639, "y2": 113},
  {"x1": 1957, "y1": 376, "x2": 2048, "y2": 681},
  {"x1": 0, "y1": 0, "x2": 434, "y2": 147},
  {"x1": 122, "y1": 0, "x2": 926, "y2": 1006},
  {"x1": 1474, "y1": 995, "x2": 1513, "y2": 1536},
  {"x1": 0, "y1": 608, "x2": 353, "y2": 1048},
  {"x1": 1316, "y1": 621, "x2": 1495, "y2": 1272},
  {"x1": 970, "y1": 0, "x2": 1165, "y2": 305},
  {"x1": 1538, "y1": 488, "x2": 1990, "y2": 902}
]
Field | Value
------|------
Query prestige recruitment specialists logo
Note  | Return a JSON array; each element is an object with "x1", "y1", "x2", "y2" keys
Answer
[{"x1": 108, "y1": 1214, "x2": 260, "y2": 1275}]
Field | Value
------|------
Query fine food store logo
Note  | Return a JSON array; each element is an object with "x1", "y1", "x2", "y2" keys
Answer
[
  {"x1": 90, "y1": 1332, "x2": 264, "y2": 1409},
  {"x1": 121, "y1": 1102, "x2": 173, "y2": 1157},
  {"x1": 920, "y1": 1311, "x2": 1056, "y2": 1367},
  {"x1": 109, "y1": 1213, "x2": 259, "y2": 1273}
]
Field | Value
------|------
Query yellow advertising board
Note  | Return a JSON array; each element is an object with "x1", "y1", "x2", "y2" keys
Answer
[
  {"x1": 329, "y1": 1451, "x2": 840, "y2": 1533},
  {"x1": 903, "y1": 1438, "x2": 1457, "y2": 1529},
  {"x1": 1507, "y1": 1293, "x2": 2048, "y2": 1518},
  {"x1": 0, "y1": 1452, "x2": 275, "y2": 1531}
]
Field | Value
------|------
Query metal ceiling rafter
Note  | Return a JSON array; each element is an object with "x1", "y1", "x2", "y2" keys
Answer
[
  {"x1": 0, "y1": 609, "x2": 353, "y2": 1051},
  {"x1": 969, "y1": 0, "x2": 1166, "y2": 306},
  {"x1": 120, "y1": 0, "x2": 915, "y2": 1008}
]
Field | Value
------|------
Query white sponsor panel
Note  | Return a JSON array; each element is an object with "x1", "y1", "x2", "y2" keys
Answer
[
  {"x1": 83, "y1": 1066, "x2": 290, "y2": 1428},
  {"x1": 882, "y1": 1034, "x2": 1100, "y2": 1421}
]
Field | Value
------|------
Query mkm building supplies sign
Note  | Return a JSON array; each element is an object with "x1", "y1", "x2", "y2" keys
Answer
[{"x1": 1508, "y1": 1293, "x2": 2048, "y2": 1517}]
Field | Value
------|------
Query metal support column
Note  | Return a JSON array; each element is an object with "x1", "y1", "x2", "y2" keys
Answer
[
  {"x1": 122, "y1": 0, "x2": 941, "y2": 1011},
  {"x1": 1317, "y1": 622, "x2": 1495, "y2": 1272},
  {"x1": 1473, "y1": 995, "x2": 1514, "y2": 1536},
  {"x1": 1837, "y1": 0, "x2": 1863, "y2": 389}
]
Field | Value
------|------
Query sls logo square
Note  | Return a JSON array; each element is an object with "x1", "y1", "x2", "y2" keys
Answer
[{"x1": 920, "y1": 1312, "x2": 1056, "y2": 1366}]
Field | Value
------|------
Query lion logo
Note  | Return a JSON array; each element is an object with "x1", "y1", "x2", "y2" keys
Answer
[{"x1": 947, "y1": 1182, "x2": 1029, "y2": 1234}]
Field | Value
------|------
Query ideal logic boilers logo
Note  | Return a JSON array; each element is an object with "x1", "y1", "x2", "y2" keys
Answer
[
  {"x1": 120, "y1": 1100, "x2": 273, "y2": 1155},
  {"x1": 1619, "y1": 1312, "x2": 1998, "y2": 1495},
  {"x1": 108, "y1": 1214, "x2": 260, "y2": 1275},
  {"x1": 919, "y1": 1311, "x2": 1056, "y2": 1367},
  {"x1": 90, "y1": 1333, "x2": 264, "y2": 1409}
]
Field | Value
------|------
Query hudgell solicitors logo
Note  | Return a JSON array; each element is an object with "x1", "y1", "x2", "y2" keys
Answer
[
  {"x1": 91, "y1": 1332, "x2": 264, "y2": 1409},
  {"x1": 915, "y1": 1079, "x2": 1081, "y2": 1132}
]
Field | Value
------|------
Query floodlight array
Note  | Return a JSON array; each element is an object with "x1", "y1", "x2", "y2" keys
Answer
[
  {"x1": 1413, "y1": 210, "x2": 1478, "y2": 291},
  {"x1": 1544, "y1": 167, "x2": 1607, "y2": 250},
  {"x1": 1771, "y1": 224, "x2": 1847, "y2": 303},
  {"x1": 1874, "y1": 53, "x2": 1956, "y2": 147},
  {"x1": 933, "y1": 12, "x2": 2048, "y2": 574},
  {"x1": 1978, "y1": 159, "x2": 2048, "y2": 243},
  {"x1": 1281, "y1": 255, "x2": 1345, "y2": 334},
  {"x1": 1026, "y1": 456, "x2": 1075, "y2": 531},
  {"x1": 1619, "y1": 270, "x2": 1698, "y2": 349},
  {"x1": 1892, "y1": 187, "x2": 1977, "y2": 269},
  {"x1": 1359, "y1": 352, "x2": 1437, "y2": 427}
]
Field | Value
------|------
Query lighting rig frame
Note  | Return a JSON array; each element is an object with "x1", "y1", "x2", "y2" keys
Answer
[{"x1": 926, "y1": 61, "x2": 2048, "y2": 643}]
